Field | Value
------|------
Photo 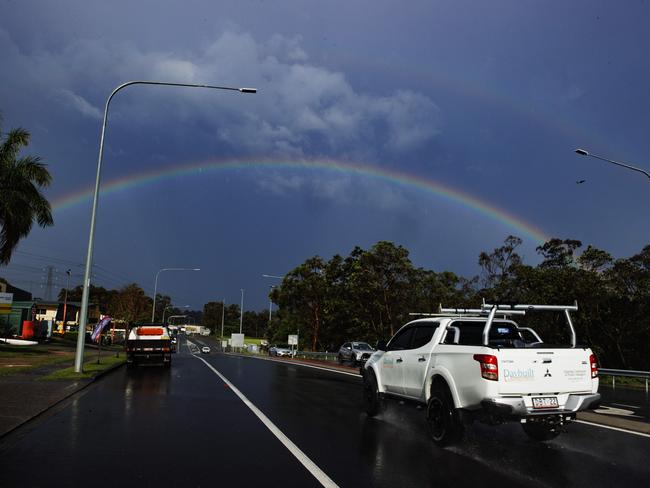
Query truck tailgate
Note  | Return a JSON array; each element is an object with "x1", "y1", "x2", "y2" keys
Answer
[{"x1": 497, "y1": 348, "x2": 592, "y2": 395}]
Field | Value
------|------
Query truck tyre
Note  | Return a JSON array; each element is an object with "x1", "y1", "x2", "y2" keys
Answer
[
  {"x1": 522, "y1": 421, "x2": 561, "y2": 441},
  {"x1": 363, "y1": 371, "x2": 383, "y2": 417},
  {"x1": 426, "y1": 387, "x2": 463, "y2": 447}
]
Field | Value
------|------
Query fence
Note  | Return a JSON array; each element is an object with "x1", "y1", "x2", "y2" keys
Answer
[
  {"x1": 599, "y1": 368, "x2": 650, "y2": 393},
  {"x1": 292, "y1": 351, "x2": 339, "y2": 362}
]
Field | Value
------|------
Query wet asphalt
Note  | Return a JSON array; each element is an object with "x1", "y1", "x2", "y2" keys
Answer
[{"x1": 1, "y1": 335, "x2": 649, "y2": 487}]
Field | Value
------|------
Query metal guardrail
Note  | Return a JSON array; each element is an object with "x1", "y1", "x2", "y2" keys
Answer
[
  {"x1": 599, "y1": 368, "x2": 650, "y2": 392},
  {"x1": 293, "y1": 351, "x2": 339, "y2": 362}
]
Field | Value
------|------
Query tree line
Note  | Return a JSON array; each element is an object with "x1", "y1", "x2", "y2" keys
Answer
[
  {"x1": 267, "y1": 237, "x2": 650, "y2": 370},
  {"x1": 59, "y1": 284, "x2": 202, "y2": 325}
]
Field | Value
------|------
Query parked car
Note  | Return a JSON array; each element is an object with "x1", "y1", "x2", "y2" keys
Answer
[
  {"x1": 201, "y1": 346, "x2": 211, "y2": 354},
  {"x1": 338, "y1": 341, "x2": 375, "y2": 365},
  {"x1": 269, "y1": 345, "x2": 293, "y2": 357}
]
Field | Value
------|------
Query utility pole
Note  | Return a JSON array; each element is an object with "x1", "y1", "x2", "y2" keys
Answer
[
  {"x1": 60, "y1": 269, "x2": 71, "y2": 334},
  {"x1": 44, "y1": 266, "x2": 55, "y2": 301}
]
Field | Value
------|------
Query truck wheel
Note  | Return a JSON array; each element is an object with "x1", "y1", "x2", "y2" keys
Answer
[
  {"x1": 522, "y1": 421, "x2": 561, "y2": 441},
  {"x1": 363, "y1": 371, "x2": 383, "y2": 417},
  {"x1": 426, "y1": 387, "x2": 463, "y2": 447}
]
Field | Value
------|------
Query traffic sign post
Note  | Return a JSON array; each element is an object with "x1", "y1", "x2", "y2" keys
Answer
[
  {"x1": 288, "y1": 334, "x2": 298, "y2": 357},
  {"x1": 231, "y1": 333, "x2": 245, "y2": 349},
  {"x1": 0, "y1": 293, "x2": 12, "y2": 315}
]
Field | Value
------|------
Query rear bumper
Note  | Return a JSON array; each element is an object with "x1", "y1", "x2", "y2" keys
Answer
[
  {"x1": 480, "y1": 392, "x2": 601, "y2": 418},
  {"x1": 127, "y1": 352, "x2": 172, "y2": 363}
]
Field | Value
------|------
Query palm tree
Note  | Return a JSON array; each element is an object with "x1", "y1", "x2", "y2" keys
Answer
[{"x1": 0, "y1": 120, "x2": 54, "y2": 264}]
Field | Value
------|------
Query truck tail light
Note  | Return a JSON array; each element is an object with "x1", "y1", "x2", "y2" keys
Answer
[
  {"x1": 589, "y1": 353, "x2": 598, "y2": 378},
  {"x1": 473, "y1": 354, "x2": 498, "y2": 381}
]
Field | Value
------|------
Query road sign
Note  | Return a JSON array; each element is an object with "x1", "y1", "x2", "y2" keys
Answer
[
  {"x1": 0, "y1": 292, "x2": 13, "y2": 315},
  {"x1": 288, "y1": 334, "x2": 298, "y2": 345},
  {"x1": 231, "y1": 333, "x2": 245, "y2": 347}
]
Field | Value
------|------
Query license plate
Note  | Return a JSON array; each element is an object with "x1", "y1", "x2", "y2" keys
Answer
[{"x1": 532, "y1": 397, "x2": 559, "y2": 409}]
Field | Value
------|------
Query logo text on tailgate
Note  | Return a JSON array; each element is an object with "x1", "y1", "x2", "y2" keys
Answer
[{"x1": 503, "y1": 368, "x2": 535, "y2": 382}]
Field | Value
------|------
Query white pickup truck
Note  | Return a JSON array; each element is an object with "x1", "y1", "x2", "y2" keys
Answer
[{"x1": 362, "y1": 302, "x2": 600, "y2": 446}]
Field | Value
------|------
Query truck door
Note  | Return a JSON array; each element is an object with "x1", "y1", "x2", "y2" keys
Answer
[
  {"x1": 381, "y1": 326, "x2": 415, "y2": 395},
  {"x1": 402, "y1": 323, "x2": 438, "y2": 398}
]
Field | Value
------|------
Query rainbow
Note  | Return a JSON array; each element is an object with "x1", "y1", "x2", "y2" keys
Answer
[{"x1": 51, "y1": 158, "x2": 550, "y2": 243}]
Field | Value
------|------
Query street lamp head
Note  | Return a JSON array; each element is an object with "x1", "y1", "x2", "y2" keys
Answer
[
  {"x1": 575, "y1": 148, "x2": 589, "y2": 156},
  {"x1": 239, "y1": 87, "x2": 257, "y2": 93}
]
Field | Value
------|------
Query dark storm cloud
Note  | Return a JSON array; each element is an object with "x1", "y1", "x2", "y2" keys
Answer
[
  {"x1": 0, "y1": 26, "x2": 442, "y2": 163},
  {"x1": 2, "y1": 0, "x2": 650, "y2": 309}
]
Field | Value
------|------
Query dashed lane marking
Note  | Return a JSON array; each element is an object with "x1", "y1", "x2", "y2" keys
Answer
[{"x1": 194, "y1": 354, "x2": 339, "y2": 488}]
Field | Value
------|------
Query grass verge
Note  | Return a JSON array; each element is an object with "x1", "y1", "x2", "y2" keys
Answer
[
  {"x1": 0, "y1": 346, "x2": 76, "y2": 376},
  {"x1": 40, "y1": 355, "x2": 125, "y2": 381}
]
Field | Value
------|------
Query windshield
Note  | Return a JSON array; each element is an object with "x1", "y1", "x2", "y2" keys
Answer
[{"x1": 352, "y1": 342, "x2": 373, "y2": 350}]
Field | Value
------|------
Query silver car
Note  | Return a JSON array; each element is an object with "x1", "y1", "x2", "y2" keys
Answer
[
  {"x1": 269, "y1": 345, "x2": 293, "y2": 357},
  {"x1": 338, "y1": 341, "x2": 375, "y2": 365}
]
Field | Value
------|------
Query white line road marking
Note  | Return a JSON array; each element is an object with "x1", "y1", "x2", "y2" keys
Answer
[
  {"x1": 612, "y1": 402, "x2": 641, "y2": 409},
  {"x1": 594, "y1": 406, "x2": 641, "y2": 417},
  {"x1": 194, "y1": 354, "x2": 339, "y2": 488},
  {"x1": 575, "y1": 420, "x2": 650, "y2": 439},
  {"x1": 248, "y1": 355, "x2": 362, "y2": 378}
]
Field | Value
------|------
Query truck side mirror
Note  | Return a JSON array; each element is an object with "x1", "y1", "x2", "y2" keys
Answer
[{"x1": 376, "y1": 340, "x2": 387, "y2": 351}]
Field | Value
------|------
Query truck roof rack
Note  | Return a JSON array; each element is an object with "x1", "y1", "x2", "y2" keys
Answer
[
  {"x1": 481, "y1": 299, "x2": 578, "y2": 347},
  {"x1": 437, "y1": 306, "x2": 526, "y2": 317},
  {"x1": 481, "y1": 299, "x2": 578, "y2": 313},
  {"x1": 434, "y1": 299, "x2": 579, "y2": 348}
]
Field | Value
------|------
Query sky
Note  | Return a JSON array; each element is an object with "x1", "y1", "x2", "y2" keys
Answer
[{"x1": 1, "y1": 0, "x2": 649, "y2": 311}]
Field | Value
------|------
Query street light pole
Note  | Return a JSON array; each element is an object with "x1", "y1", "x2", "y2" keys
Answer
[
  {"x1": 268, "y1": 285, "x2": 275, "y2": 322},
  {"x1": 151, "y1": 267, "x2": 200, "y2": 322},
  {"x1": 220, "y1": 299, "x2": 225, "y2": 342},
  {"x1": 74, "y1": 80, "x2": 256, "y2": 372},
  {"x1": 239, "y1": 289, "x2": 244, "y2": 334},
  {"x1": 575, "y1": 148, "x2": 650, "y2": 180},
  {"x1": 162, "y1": 305, "x2": 173, "y2": 324}
]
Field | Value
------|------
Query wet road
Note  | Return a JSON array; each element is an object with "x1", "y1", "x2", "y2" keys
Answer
[{"x1": 1, "y1": 336, "x2": 649, "y2": 487}]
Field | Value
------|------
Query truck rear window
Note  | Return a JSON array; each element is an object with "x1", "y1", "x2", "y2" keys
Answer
[{"x1": 444, "y1": 321, "x2": 522, "y2": 346}]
